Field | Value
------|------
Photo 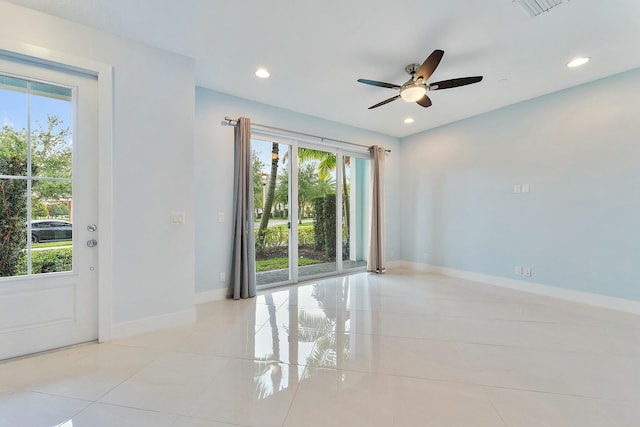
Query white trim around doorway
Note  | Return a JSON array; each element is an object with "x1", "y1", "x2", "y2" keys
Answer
[{"x1": 0, "y1": 38, "x2": 114, "y2": 343}]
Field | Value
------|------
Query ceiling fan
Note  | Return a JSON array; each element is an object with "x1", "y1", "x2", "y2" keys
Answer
[{"x1": 357, "y1": 49, "x2": 483, "y2": 109}]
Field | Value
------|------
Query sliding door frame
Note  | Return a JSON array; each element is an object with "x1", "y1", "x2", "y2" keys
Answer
[{"x1": 252, "y1": 130, "x2": 368, "y2": 289}]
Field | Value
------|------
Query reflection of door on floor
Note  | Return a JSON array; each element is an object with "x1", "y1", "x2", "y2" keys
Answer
[{"x1": 0, "y1": 56, "x2": 99, "y2": 360}]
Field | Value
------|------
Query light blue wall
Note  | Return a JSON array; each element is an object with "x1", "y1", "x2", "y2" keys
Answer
[
  {"x1": 195, "y1": 88, "x2": 400, "y2": 293},
  {"x1": 400, "y1": 67, "x2": 640, "y2": 301}
]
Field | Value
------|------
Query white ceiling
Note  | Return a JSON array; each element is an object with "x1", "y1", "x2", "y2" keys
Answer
[{"x1": 6, "y1": 0, "x2": 640, "y2": 138}]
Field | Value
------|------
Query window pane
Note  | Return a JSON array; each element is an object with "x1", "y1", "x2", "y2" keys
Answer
[
  {"x1": 299, "y1": 148, "x2": 336, "y2": 280},
  {"x1": 253, "y1": 139, "x2": 290, "y2": 286},
  {"x1": 0, "y1": 178, "x2": 28, "y2": 277},
  {"x1": 30, "y1": 81, "x2": 73, "y2": 179},
  {"x1": 30, "y1": 183, "x2": 73, "y2": 275},
  {"x1": 0, "y1": 75, "x2": 28, "y2": 177},
  {"x1": 343, "y1": 157, "x2": 369, "y2": 271}
]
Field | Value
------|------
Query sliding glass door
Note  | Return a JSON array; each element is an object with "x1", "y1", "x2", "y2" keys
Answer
[{"x1": 253, "y1": 134, "x2": 369, "y2": 287}]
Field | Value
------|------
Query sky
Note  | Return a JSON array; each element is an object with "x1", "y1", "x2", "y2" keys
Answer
[{"x1": 0, "y1": 79, "x2": 73, "y2": 143}]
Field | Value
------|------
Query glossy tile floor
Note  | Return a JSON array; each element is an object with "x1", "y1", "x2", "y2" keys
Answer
[{"x1": 2, "y1": 269, "x2": 640, "y2": 426}]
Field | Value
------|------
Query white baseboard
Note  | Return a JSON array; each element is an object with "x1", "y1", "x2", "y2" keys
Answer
[
  {"x1": 386, "y1": 260, "x2": 407, "y2": 270},
  {"x1": 194, "y1": 288, "x2": 228, "y2": 305},
  {"x1": 399, "y1": 261, "x2": 640, "y2": 315},
  {"x1": 110, "y1": 308, "x2": 197, "y2": 340}
]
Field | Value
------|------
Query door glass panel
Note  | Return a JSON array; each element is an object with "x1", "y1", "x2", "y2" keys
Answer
[
  {"x1": 298, "y1": 148, "x2": 336, "y2": 280},
  {"x1": 30, "y1": 82, "x2": 73, "y2": 179},
  {"x1": 253, "y1": 138, "x2": 290, "y2": 286},
  {"x1": 0, "y1": 76, "x2": 27, "y2": 175},
  {"x1": 0, "y1": 178, "x2": 27, "y2": 277},
  {"x1": 343, "y1": 156, "x2": 369, "y2": 271},
  {"x1": 0, "y1": 75, "x2": 73, "y2": 278}
]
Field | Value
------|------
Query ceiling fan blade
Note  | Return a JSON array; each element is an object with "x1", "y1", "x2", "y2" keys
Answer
[
  {"x1": 414, "y1": 49, "x2": 444, "y2": 82},
  {"x1": 416, "y1": 95, "x2": 432, "y2": 108},
  {"x1": 429, "y1": 76, "x2": 483, "y2": 90},
  {"x1": 357, "y1": 79, "x2": 401, "y2": 89},
  {"x1": 368, "y1": 95, "x2": 401, "y2": 109}
]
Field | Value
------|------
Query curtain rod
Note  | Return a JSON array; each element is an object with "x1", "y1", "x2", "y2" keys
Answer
[{"x1": 223, "y1": 116, "x2": 391, "y2": 153}]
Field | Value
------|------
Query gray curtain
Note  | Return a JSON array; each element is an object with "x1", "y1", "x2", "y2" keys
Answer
[
  {"x1": 367, "y1": 145, "x2": 386, "y2": 274},
  {"x1": 228, "y1": 117, "x2": 257, "y2": 299}
]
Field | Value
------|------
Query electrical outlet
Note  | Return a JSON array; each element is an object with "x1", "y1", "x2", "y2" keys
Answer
[
  {"x1": 524, "y1": 267, "x2": 532, "y2": 277},
  {"x1": 423, "y1": 252, "x2": 429, "y2": 261},
  {"x1": 515, "y1": 266, "x2": 523, "y2": 275},
  {"x1": 218, "y1": 212, "x2": 225, "y2": 223},
  {"x1": 219, "y1": 272, "x2": 226, "y2": 282}
]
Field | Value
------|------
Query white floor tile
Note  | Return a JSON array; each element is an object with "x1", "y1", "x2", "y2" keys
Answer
[
  {"x1": 0, "y1": 391, "x2": 90, "y2": 427},
  {"x1": 487, "y1": 387, "x2": 613, "y2": 427},
  {"x1": 392, "y1": 377, "x2": 506, "y2": 427},
  {"x1": 284, "y1": 369, "x2": 395, "y2": 427},
  {"x1": 186, "y1": 359, "x2": 301, "y2": 426},
  {"x1": 173, "y1": 415, "x2": 246, "y2": 427},
  {"x1": 71, "y1": 403, "x2": 176, "y2": 426},
  {"x1": 98, "y1": 352, "x2": 229, "y2": 414}
]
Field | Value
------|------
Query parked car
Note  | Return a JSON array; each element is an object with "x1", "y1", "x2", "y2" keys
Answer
[{"x1": 29, "y1": 220, "x2": 73, "y2": 243}]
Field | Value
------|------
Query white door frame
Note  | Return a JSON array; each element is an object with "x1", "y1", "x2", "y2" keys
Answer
[{"x1": 0, "y1": 38, "x2": 114, "y2": 343}]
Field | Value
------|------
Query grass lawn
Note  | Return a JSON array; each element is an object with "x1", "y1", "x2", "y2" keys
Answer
[
  {"x1": 256, "y1": 257, "x2": 322, "y2": 272},
  {"x1": 33, "y1": 241, "x2": 73, "y2": 249}
]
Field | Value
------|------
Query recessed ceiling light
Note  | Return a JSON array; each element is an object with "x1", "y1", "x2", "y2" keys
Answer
[
  {"x1": 404, "y1": 117, "x2": 414, "y2": 124},
  {"x1": 567, "y1": 57, "x2": 590, "y2": 68},
  {"x1": 255, "y1": 68, "x2": 270, "y2": 78}
]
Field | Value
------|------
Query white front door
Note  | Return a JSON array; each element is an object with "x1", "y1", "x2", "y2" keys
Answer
[{"x1": 0, "y1": 56, "x2": 99, "y2": 360}]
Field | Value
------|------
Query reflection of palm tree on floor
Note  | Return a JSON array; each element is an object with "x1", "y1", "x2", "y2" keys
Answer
[
  {"x1": 285, "y1": 282, "x2": 351, "y2": 370},
  {"x1": 254, "y1": 293, "x2": 283, "y2": 400}
]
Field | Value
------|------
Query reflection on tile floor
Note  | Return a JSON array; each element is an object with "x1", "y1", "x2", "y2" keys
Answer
[{"x1": 1, "y1": 269, "x2": 640, "y2": 426}]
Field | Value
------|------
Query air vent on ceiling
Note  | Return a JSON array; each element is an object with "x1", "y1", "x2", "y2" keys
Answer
[{"x1": 513, "y1": 0, "x2": 566, "y2": 17}]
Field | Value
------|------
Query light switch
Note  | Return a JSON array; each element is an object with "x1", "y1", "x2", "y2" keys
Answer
[
  {"x1": 218, "y1": 212, "x2": 225, "y2": 223},
  {"x1": 170, "y1": 212, "x2": 185, "y2": 224},
  {"x1": 513, "y1": 184, "x2": 521, "y2": 194},
  {"x1": 522, "y1": 184, "x2": 530, "y2": 193}
]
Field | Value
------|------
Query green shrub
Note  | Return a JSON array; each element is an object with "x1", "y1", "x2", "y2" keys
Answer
[
  {"x1": 298, "y1": 226, "x2": 315, "y2": 246},
  {"x1": 254, "y1": 224, "x2": 317, "y2": 249},
  {"x1": 17, "y1": 247, "x2": 72, "y2": 274},
  {"x1": 313, "y1": 194, "x2": 336, "y2": 259},
  {"x1": 48, "y1": 203, "x2": 69, "y2": 217},
  {"x1": 0, "y1": 156, "x2": 28, "y2": 277}
]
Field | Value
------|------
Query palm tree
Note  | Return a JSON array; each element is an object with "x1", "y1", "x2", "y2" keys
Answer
[
  {"x1": 297, "y1": 148, "x2": 350, "y2": 237},
  {"x1": 256, "y1": 143, "x2": 279, "y2": 247}
]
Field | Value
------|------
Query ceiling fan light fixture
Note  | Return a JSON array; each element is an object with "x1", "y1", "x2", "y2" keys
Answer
[{"x1": 400, "y1": 83, "x2": 427, "y2": 102}]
